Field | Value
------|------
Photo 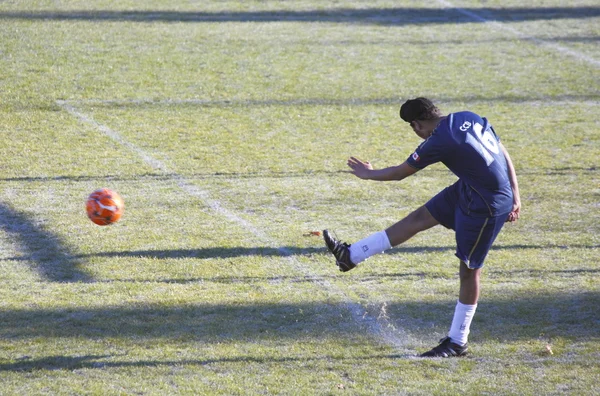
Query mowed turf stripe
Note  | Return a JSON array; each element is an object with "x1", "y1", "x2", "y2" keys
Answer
[
  {"x1": 56, "y1": 99, "x2": 416, "y2": 352},
  {"x1": 438, "y1": 0, "x2": 600, "y2": 68}
]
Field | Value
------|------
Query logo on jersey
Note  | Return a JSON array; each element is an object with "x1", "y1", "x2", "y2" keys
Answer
[
  {"x1": 411, "y1": 152, "x2": 420, "y2": 162},
  {"x1": 459, "y1": 121, "x2": 472, "y2": 131}
]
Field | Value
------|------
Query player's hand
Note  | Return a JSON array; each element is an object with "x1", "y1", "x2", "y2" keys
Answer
[
  {"x1": 347, "y1": 157, "x2": 373, "y2": 179},
  {"x1": 506, "y1": 200, "x2": 521, "y2": 222}
]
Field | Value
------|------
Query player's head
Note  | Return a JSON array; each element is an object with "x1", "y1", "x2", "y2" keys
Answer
[
  {"x1": 400, "y1": 97, "x2": 443, "y2": 139},
  {"x1": 400, "y1": 97, "x2": 441, "y2": 123}
]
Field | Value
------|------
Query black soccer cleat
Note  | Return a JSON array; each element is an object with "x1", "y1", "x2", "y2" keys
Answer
[
  {"x1": 323, "y1": 230, "x2": 356, "y2": 272},
  {"x1": 420, "y1": 336, "x2": 468, "y2": 358}
]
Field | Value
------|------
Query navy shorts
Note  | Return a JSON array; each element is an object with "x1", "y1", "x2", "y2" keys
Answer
[{"x1": 425, "y1": 182, "x2": 508, "y2": 269}]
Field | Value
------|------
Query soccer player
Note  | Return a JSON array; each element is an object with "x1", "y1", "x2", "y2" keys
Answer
[{"x1": 323, "y1": 97, "x2": 521, "y2": 357}]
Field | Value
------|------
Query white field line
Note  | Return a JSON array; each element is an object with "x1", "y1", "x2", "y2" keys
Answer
[
  {"x1": 437, "y1": 0, "x2": 600, "y2": 68},
  {"x1": 56, "y1": 99, "x2": 413, "y2": 352}
]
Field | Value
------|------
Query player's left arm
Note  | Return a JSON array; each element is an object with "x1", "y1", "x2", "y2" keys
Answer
[
  {"x1": 347, "y1": 157, "x2": 419, "y2": 181},
  {"x1": 499, "y1": 142, "x2": 521, "y2": 222}
]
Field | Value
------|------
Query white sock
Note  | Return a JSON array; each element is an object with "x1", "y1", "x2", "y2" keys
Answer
[
  {"x1": 349, "y1": 231, "x2": 392, "y2": 265},
  {"x1": 448, "y1": 301, "x2": 477, "y2": 346}
]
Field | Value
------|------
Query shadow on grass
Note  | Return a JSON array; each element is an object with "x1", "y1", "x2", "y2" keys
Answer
[
  {"x1": 0, "y1": 165, "x2": 597, "y2": 185},
  {"x1": 0, "y1": 294, "x2": 597, "y2": 341},
  {"x1": 60, "y1": 243, "x2": 600, "y2": 259},
  {"x1": 1, "y1": 164, "x2": 597, "y2": 183},
  {"x1": 0, "y1": 202, "x2": 93, "y2": 282},
  {"x1": 58, "y1": 94, "x2": 600, "y2": 110},
  {"x1": 87, "y1": 267, "x2": 600, "y2": 285},
  {"x1": 0, "y1": 292, "x2": 597, "y2": 371},
  {"x1": 0, "y1": 355, "x2": 113, "y2": 372},
  {"x1": 0, "y1": 169, "x2": 349, "y2": 183},
  {"x1": 0, "y1": 352, "x2": 404, "y2": 372},
  {"x1": 1, "y1": 7, "x2": 599, "y2": 25},
  {"x1": 5, "y1": 244, "x2": 597, "y2": 269}
]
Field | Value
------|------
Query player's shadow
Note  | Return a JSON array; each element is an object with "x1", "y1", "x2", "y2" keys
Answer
[
  {"x1": 0, "y1": 202, "x2": 93, "y2": 282},
  {"x1": 0, "y1": 7, "x2": 599, "y2": 25}
]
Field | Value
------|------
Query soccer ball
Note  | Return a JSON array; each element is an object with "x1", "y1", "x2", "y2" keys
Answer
[{"x1": 86, "y1": 188, "x2": 124, "y2": 226}]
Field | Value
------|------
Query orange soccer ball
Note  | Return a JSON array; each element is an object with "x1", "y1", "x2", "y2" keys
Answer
[{"x1": 86, "y1": 188, "x2": 124, "y2": 226}]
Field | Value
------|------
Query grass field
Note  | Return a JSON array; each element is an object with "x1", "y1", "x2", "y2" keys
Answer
[{"x1": 1, "y1": 1, "x2": 599, "y2": 394}]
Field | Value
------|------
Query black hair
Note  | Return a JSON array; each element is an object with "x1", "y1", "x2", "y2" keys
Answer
[{"x1": 399, "y1": 97, "x2": 441, "y2": 123}]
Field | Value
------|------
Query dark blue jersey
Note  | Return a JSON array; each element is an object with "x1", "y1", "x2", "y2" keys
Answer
[{"x1": 407, "y1": 111, "x2": 513, "y2": 217}]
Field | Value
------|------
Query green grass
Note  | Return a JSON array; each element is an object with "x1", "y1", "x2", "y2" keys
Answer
[{"x1": 0, "y1": 1, "x2": 599, "y2": 394}]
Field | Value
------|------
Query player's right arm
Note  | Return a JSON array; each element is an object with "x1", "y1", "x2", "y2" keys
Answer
[
  {"x1": 347, "y1": 157, "x2": 419, "y2": 181},
  {"x1": 499, "y1": 142, "x2": 521, "y2": 222}
]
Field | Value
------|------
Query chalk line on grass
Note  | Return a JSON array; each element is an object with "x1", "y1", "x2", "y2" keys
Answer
[
  {"x1": 56, "y1": 99, "x2": 413, "y2": 352},
  {"x1": 437, "y1": 0, "x2": 600, "y2": 68}
]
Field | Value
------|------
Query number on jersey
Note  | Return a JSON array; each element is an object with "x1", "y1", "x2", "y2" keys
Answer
[{"x1": 465, "y1": 122, "x2": 499, "y2": 166}]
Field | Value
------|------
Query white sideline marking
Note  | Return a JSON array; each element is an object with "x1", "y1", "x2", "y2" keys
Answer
[
  {"x1": 56, "y1": 99, "x2": 412, "y2": 351},
  {"x1": 437, "y1": 0, "x2": 600, "y2": 68}
]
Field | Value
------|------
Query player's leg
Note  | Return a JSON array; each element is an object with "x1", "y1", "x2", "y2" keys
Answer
[
  {"x1": 384, "y1": 205, "x2": 439, "y2": 246},
  {"x1": 421, "y1": 212, "x2": 508, "y2": 357},
  {"x1": 323, "y1": 183, "x2": 459, "y2": 272},
  {"x1": 323, "y1": 205, "x2": 437, "y2": 272},
  {"x1": 447, "y1": 262, "x2": 481, "y2": 347},
  {"x1": 420, "y1": 261, "x2": 480, "y2": 358},
  {"x1": 459, "y1": 260, "x2": 481, "y2": 304},
  {"x1": 350, "y1": 205, "x2": 438, "y2": 264},
  {"x1": 420, "y1": 266, "x2": 481, "y2": 358},
  {"x1": 449, "y1": 214, "x2": 507, "y2": 345}
]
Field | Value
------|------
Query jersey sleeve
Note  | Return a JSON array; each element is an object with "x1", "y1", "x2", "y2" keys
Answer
[
  {"x1": 406, "y1": 132, "x2": 446, "y2": 169},
  {"x1": 483, "y1": 118, "x2": 501, "y2": 142}
]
